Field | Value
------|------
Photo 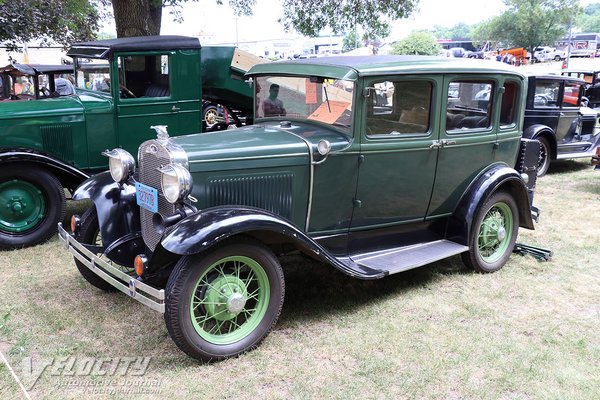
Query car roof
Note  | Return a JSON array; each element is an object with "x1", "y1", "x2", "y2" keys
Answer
[
  {"x1": 67, "y1": 35, "x2": 201, "y2": 59},
  {"x1": 525, "y1": 73, "x2": 586, "y2": 85},
  {"x1": 0, "y1": 63, "x2": 73, "y2": 76},
  {"x1": 248, "y1": 55, "x2": 526, "y2": 81}
]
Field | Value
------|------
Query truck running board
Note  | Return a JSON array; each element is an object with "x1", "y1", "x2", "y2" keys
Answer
[{"x1": 349, "y1": 240, "x2": 469, "y2": 277}]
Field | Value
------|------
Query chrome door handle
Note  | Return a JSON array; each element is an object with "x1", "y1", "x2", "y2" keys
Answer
[
  {"x1": 430, "y1": 140, "x2": 442, "y2": 149},
  {"x1": 171, "y1": 105, "x2": 180, "y2": 112}
]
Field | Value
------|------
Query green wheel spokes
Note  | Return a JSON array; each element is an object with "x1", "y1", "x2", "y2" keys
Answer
[
  {"x1": 0, "y1": 179, "x2": 46, "y2": 233},
  {"x1": 477, "y1": 202, "x2": 513, "y2": 263},
  {"x1": 190, "y1": 255, "x2": 270, "y2": 345}
]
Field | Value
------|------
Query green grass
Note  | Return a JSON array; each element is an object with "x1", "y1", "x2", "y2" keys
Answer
[{"x1": 1, "y1": 159, "x2": 599, "y2": 399}]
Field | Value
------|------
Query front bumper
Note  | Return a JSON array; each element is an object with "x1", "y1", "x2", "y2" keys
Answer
[{"x1": 58, "y1": 223, "x2": 165, "y2": 313}]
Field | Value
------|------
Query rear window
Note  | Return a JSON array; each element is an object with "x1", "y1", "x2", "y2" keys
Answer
[{"x1": 446, "y1": 81, "x2": 494, "y2": 132}]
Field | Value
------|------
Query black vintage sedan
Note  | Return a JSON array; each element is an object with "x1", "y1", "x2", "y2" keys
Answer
[{"x1": 523, "y1": 74, "x2": 600, "y2": 176}]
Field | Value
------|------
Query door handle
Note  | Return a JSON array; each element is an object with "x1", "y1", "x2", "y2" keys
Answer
[
  {"x1": 171, "y1": 105, "x2": 180, "y2": 112},
  {"x1": 430, "y1": 140, "x2": 442, "y2": 149}
]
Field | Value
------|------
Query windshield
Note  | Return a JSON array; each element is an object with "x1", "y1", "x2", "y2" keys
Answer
[
  {"x1": 255, "y1": 75, "x2": 354, "y2": 132},
  {"x1": 74, "y1": 58, "x2": 111, "y2": 93}
]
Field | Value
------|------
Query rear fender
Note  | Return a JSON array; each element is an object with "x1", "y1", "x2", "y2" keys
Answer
[
  {"x1": 73, "y1": 171, "x2": 141, "y2": 251},
  {"x1": 524, "y1": 125, "x2": 556, "y2": 160},
  {"x1": 446, "y1": 164, "x2": 534, "y2": 246}
]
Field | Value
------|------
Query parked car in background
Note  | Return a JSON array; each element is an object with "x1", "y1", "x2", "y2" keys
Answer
[
  {"x1": 532, "y1": 46, "x2": 566, "y2": 62},
  {"x1": 0, "y1": 63, "x2": 74, "y2": 100},
  {"x1": 523, "y1": 74, "x2": 600, "y2": 176},
  {"x1": 0, "y1": 36, "x2": 257, "y2": 250},
  {"x1": 592, "y1": 146, "x2": 600, "y2": 170},
  {"x1": 59, "y1": 56, "x2": 540, "y2": 361},
  {"x1": 561, "y1": 69, "x2": 600, "y2": 109}
]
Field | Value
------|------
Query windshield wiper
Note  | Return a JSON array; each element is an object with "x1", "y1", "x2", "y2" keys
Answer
[{"x1": 323, "y1": 85, "x2": 331, "y2": 112}]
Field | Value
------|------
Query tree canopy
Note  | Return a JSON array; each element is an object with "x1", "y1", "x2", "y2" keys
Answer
[
  {"x1": 472, "y1": 0, "x2": 577, "y2": 53},
  {"x1": 577, "y1": 3, "x2": 600, "y2": 32},
  {"x1": 390, "y1": 31, "x2": 441, "y2": 56},
  {"x1": 0, "y1": 0, "x2": 101, "y2": 50}
]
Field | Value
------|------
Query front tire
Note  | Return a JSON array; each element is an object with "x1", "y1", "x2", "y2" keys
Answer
[
  {"x1": 165, "y1": 239, "x2": 285, "y2": 362},
  {"x1": 462, "y1": 191, "x2": 519, "y2": 273},
  {"x1": 0, "y1": 165, "x2": 65, "y2": 249}
]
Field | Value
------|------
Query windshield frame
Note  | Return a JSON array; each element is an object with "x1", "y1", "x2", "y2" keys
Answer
[{"x1": 253, "y1": 74, "x2": 356, "y2": 134}]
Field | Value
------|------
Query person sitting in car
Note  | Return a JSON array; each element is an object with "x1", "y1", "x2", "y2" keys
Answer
[{"x1": 263, "y1": 83, "x2": 286, "y2": 116}]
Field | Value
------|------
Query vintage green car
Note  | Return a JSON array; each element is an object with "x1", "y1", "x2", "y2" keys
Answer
[
  {"x1": 59, "y1": 56, "x2": 540, "y2": 361},
  {"x1": 0, "y1": 36, "x2": 255, "y2": 249}
]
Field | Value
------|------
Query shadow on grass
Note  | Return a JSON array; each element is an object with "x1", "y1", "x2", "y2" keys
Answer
[
  {"x1": 278, "y1": 253, "x2": 471, "y2": 325},
  {"x1": 546, "y1": 159, "x2": 589, "y2": 175}
]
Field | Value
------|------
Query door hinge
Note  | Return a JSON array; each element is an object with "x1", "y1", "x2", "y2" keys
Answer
[{"x1": 353, "y1": 199, "x2": 362, "y2": 208}]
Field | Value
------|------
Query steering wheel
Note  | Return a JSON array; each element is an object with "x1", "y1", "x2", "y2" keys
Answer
[
  {"x1": 39, "y1": 87, "x2": 50, "y2": 98},
  {"x1": 120, "y1": 85, "x2": 136, "y2": 98}
]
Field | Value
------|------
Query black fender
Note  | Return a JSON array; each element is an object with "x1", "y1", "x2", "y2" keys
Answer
[
  {"x1": 523, "y1": 124, "x2": 556, "y2": 160},
  {"x1": 73, "y1": 171, "x2": 142, "y2": 265},
  {"x1": 0, "y1": 148, "x2": 89, "y2": 191},
  {"x1": 148, "y1": 206, "x2": 367, "y2": 279},
  {"x1": 447, "y1": 163, "x2": 534, "y2": 247}
]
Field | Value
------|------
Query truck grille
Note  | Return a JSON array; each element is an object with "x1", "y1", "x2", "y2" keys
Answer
[{"x1": 138, "y1": 141, "x2": 177, "y2": 251}]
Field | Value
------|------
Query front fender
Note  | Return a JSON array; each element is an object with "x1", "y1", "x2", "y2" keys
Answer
[
  {"x1": 447, "y1": 164, "x2": 534, "y2": 246},
  {"x1": 73, "y1": 171, "x2": 141, "y2": 253},
  {"x1": 152, "y1": 206, "x2": 368, "y2": 279}
]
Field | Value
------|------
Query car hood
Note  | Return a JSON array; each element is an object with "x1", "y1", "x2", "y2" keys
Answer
[{"x1": 172, "y1": 121, "x2": 353, "y2": 173}]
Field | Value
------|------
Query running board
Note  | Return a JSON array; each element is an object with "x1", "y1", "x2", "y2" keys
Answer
[{"x1": 348, "y1": 240, "x2": 469, "y2": 276}]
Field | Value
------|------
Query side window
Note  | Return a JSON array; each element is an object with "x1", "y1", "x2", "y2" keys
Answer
[
  {"x1": 533, "y1": 80, "x2": 560, "y2": 108},
  {"x1": 500, "y1": 80, "x2": 520, "y2": 127},
  {"x1": 446, "y1": 80, "x2": 494, "y2": 131},
  {"x1": 562, "y1": 82, "x2": 581, "y2": 107},
  {"x1": 118, "y1": 54, "x2": 170, "y2": 99},
  {"x1": 366, "y1": 80, "x2": 432, "y2": 136}
]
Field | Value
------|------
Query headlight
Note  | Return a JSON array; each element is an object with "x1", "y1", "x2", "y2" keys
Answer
[
  {"x1": 102, "y1": 148, "x2": 135, "y2": 183},
  {"x1": 159, "y1": 164, "x2": 192, "y2": 203}
]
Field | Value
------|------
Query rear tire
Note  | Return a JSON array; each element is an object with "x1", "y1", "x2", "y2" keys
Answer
[
  {"x1": 165, "y1": 238, "x2": 285, "y2": 362},
  {"x1": 462, "y1": 191, "x2": 519, "y2": 273},
  {"x1": 536, "y1": 136, "x2": 552, "y2": 177},
  {"x1": 0, "y1": 165, "x2": 65, "y2": 249}
]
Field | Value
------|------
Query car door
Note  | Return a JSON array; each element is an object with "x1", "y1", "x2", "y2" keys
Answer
[
  {"x1": 427, "y1": 76, "x2": 499, "y2": 217},
  {"x1": 349, "y1": 76, "x2": 442, "y2": 248},
  {"x1": 115, "y1": 52, "x2": 181, "y2": 155},
  {"x1": 556, "y1": 80, "x2": 582, "y2": 144}
]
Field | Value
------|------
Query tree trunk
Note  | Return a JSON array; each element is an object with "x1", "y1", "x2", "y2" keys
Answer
[{"x1": 112, "y1": 0, "x2": 162, "y2": 37}]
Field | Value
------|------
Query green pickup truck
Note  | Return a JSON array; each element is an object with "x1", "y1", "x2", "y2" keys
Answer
[
  {"x1": 0, "y1": 36, "x2": 257, "y2": 249},
  {"x1": 59, "y1": 56, "x2": 541, "y2": 361}
]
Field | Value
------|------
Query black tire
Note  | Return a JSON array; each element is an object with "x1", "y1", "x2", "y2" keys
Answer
[
  {"x1": 165, "y1": 238, "x2": 285, "y2": 362},
  {"x1": 0, "y1": 165, "x2": 65, "y2": 249},
  {"x1": 73, "y1": 206, "x2": 117, "y2": 292},
  {"x1": 461, "y1": 191, "x2": 519, "y2": 273},
  {"x1": 536, "y1": 136, "x2": 552, "y2": 177},
  {"x1": 203, "y1": 105, "x2": 221, "y2": 131},
  {"x1": 553, "y1": 55, "x2": 561, "y2": 61}
]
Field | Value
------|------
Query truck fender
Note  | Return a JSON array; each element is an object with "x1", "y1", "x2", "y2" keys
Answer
[
  {"x1": 446, "y1": 163, "x2": 534, "y2": 246},
  {"x1": 152, "y1": 206, "x2": 367, "y2": 278},
  {"x1": 524, "y1": 124, "x2": 556, "y2": 159},
  {"x1": 73, "y1": 171, "x2": 141, "y2": 255},
  {"x1": 0, "y1": 148, "x2": 89, "y2": 191}
]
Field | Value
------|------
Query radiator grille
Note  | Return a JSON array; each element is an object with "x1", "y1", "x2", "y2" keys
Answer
[
  {"x1": 138, "y1": 141, "x2": 177, "y2": 251},
  {"x1": 41, "y1": 125, "x2": 73, "y2": 160},
  {"x1": 208, "y1": 174, "x2": 293, "y2": 219}
]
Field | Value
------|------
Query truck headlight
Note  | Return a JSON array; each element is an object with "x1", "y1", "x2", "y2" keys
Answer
[
  {"x1": 102, "y1": 148, "x2": 135, "y2": 183},
  {"x1": 159, "y1": 164, "x2": 192, "y2": 203}
]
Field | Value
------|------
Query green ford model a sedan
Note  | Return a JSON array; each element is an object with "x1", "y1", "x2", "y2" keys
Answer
[
  {"x1": 59, "y1": 56, "x2": 541, "y2": 361},
  {"x1": 0, "y1": 36, "x2": 254, "y2": 249}
]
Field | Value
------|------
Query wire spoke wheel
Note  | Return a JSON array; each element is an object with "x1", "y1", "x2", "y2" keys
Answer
[
  {"x1": 477, "y1": 203, "x2": 513, "y2": 263},
  {"x1": 190, "y1": 256, "x2": 270, "y2": 345},
  {"x1": 165, "y1": 239, "x2": 285, "y2": 361}
]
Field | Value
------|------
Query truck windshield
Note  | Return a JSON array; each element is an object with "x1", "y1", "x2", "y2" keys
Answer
[
  {"x1": 74, "y1": 58, "x2": 111, "y2": 93},
  {"x1": 255, "y1": 76, "x2": 354, "y2": 132}
]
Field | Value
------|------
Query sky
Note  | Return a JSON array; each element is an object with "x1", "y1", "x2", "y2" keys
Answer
[
  {"x1": 102, "y1": 0, "x2": 508, "y2": 43},
  {"x1": 102, "y1": 0, "x2": 591, "y2": 44}
]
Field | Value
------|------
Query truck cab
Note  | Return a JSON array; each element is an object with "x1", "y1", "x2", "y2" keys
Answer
[{"x1": 0, "y1": 36, "x2": 255, "y2": 249}]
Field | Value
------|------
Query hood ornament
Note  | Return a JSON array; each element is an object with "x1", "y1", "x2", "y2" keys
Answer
[{"x1": 151, "y1": 125, "x2": 169, "y2": 144}]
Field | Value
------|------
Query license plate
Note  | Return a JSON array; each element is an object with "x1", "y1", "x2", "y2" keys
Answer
[{"x1": 135, "y1": 182, "x2": 158, "y2": 213}]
